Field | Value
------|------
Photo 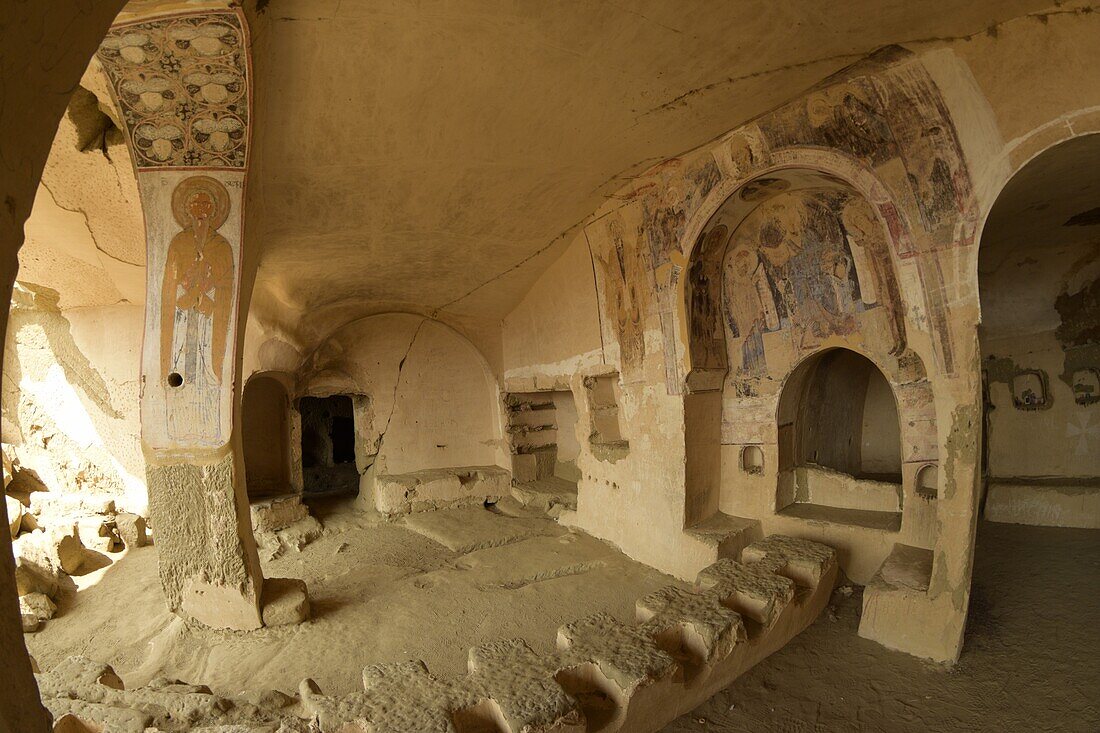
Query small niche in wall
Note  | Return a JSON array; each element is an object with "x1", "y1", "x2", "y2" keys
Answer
[
  {"x1": 915, "y1": 464, "x2": 938, "y2": 500},
  {"x1": 505, "y1": 390, "x2": 581, "y2": 484},
  {"x1": 584, "y1": 373, "x2": 629, "y2": 463},
  {"x1": 740, "y1": 445, "x2": 764, "y2": 474},
  {"x1": 1072, "y1": 368, "x2": 1100, "y2": 406},
  {"x1": 1012, "y1": 369, "x2": 1050, "y2": 410}
]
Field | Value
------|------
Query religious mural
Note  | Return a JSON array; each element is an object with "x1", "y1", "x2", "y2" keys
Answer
[
  {"x1": 97, "y1": 11, "x2": 251, "y2": 451},
  {"x1": 709, "y1": 189, "x2": 906, "y2": 381},
  {"x1": 592, "y1": 215, "x2": 651, "y2": 374},
  {"x1": 161, "y1": 176, "x2": 236, "y2": 443}
]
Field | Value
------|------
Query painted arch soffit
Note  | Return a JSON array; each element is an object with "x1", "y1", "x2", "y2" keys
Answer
[{"x1": 96, "y1": 9, "x2": 250, "y2": 171}]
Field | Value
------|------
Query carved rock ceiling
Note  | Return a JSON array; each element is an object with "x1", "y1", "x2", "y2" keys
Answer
[
  {"x1": 246, "y1": 0, "x2": 1053, "y2": 345},
  {"x1": 28, "y1": 0, "x2": 1061, "y2": 346}
]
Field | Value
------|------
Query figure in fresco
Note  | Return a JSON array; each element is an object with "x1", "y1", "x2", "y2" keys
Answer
[
  {"x1": 720, "y1": 192, "x2": 895, "y2": 375},
  {"x1": 161, "y1": 175, "x2": 235, "y2": 444},
  {"x1": 688, "y1": 225, "x2": 730, "y2": 370},
  {"x1": 841, "y1": 197, "x2": 907, "y2": 354},
  {"x1": 597, "y1": 218, "x2": 648, "y2": 371},
  {"x1": 723, "y1": 241, "x2": 782, "y2": 377}
]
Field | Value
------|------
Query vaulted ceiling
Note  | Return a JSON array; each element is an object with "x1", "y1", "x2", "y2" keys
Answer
[
  {"x1": 23, "y1": 0, "x2": 1061, "y2": 352},
  {"x1": 244, "y1": 0, "x2": 1050, "y2": 348}
]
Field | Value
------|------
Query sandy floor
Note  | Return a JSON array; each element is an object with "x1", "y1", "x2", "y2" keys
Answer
[
  {"x1": 668, "y1": 521, "x2": 1100, "y2": 732},
  {"x1": 24, "y1": 498, "x2": 682, "y2": 697},
  {"x1": 25, "y1": 510, "x2": 1100, "y2": 731}
]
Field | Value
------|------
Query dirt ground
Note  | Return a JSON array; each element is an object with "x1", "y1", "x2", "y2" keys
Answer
[
  {"x1": 24, "y1": 498, "x2": 683, "y2": 697},
  {"x1": 667, "y1": 521, "x2": 1100, "y2": 732},
  {"x1": 24, "y1": 506, "x2": 1100, "y2": 732}
]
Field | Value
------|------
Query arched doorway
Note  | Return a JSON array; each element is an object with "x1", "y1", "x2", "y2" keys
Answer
[
  {"x1": 775, "y1": 348, "x2": 903, "y2": 529},
  {"x1": 979, "y1": 134, "x2": 1100, "y2": 527},
  {"x1": 242, "y1": 374, "x2": 292, "y2": 499},
  {"x1": 682, "y1": 168, "x2": 907, "y2": 530}
]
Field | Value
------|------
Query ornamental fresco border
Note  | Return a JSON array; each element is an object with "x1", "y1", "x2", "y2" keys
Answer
[{"x1": 96, "y1": 10, "x2": 250, "y2": 170}]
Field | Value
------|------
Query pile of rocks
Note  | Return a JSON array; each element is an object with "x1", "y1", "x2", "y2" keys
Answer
[
  {"x1": 7, "y1": 489, "x2": 149, "y2": 633},
  {"x1": 36, "y1": 656, "x2": 313, "y2": 733}
]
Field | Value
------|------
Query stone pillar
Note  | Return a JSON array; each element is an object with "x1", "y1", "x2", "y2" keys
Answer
[{"x1": 96, "y1": 9, "x2": 265, "y2": 630}]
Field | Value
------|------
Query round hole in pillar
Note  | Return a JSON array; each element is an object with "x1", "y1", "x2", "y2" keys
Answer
[
  {"x1": 741, "y1": 445, "x2": 764, "y2": 474},
  {"x1": 167, "y1": 372, "x2": 184, "y2": 388}
]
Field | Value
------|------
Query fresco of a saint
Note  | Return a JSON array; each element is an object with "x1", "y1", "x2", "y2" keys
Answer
[{"x1": 161, "y1": 175, "x2": 235, "y2": 444}]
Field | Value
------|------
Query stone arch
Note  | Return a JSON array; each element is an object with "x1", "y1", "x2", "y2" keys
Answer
[
  {"x1": 676, "y1": 147, "x2": 918, "y2": 392},
  {"x1": 241, "y1": 371, "x2": 296, "y2": 500},
  {"x1": 976, "y1": 131, "x2": 1100, "y2": 523},
  {"x1": 680, "y1": 162, "x2": 915, "y2": 528},
  {"x1": 774, "y1": 347, "x2": 904, "y2": 525}
]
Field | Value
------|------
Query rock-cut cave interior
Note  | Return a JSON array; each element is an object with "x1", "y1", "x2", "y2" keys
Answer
[{"x1": 1, "y1": 2, "x2": 1098, "y2": 731}]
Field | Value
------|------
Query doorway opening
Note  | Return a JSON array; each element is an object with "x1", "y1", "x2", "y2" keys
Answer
[
  {"x1": 242, "y1": 375, "x2": 291, "y2": 500},
  {"x1": 300, "y1": 395, "x2": 360, "y2": 496},
  {"x1": 978, "y1": 134, "x2": 1100, "y2": 528}
]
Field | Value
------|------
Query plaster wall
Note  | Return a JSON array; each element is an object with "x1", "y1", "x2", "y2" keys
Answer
[
  {"x1": 502, "y1": 234, "x2": 606, "y2": 385},
  {"x1": 983, "y1": 331, "x2": 1098, "y2": 480},
  {"x1": 301, "y1": 314, "x2": 506, "y2": 477}
]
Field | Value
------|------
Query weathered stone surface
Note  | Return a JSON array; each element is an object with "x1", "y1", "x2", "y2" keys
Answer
[
  {"x1": 13, "y1": 527, "x2": 85, "y2": 583},
  {"x1": 250, "y1": 494, "x2": 309, "y2": 534},
  {"x1": 147, "y1": 455, "x2": 263, "y2": 630},
  {"x1": 261, "y1": 577, "x2": 310, "y2": 627},
  {"x1": 468, "y1": 638, "x2": 584, "y2": 732},
  {"x1": 6, "y1": 494, "x2": 23, "y2": 538},
  {"x1": 740, "y1": 535, "x2": 836, "y2": 588},
  {"x1": 556, "y1": 611, "x2": 677, "y2": 696},
  {"x1": 114, "y1": 512, "x2": 147, "y2": 548},
  {"x1": 36, "y1": 656, "x2": 312, "y2": 732},
  {"x1": 21, "y1": 610, "x2": 41, "y2": 633},
  {"x1": 371, "y1": 466, "x2": 510, "y2": 517},
  {"x1": 695, "y1": 558, "x2": 796, "y2": 627},
  {"x1": 73, "y1": 516, "x2": 119, "y2": 553},
  {"x1": 20, "y1": 592, "x2": 57, "y2": 623},
  {"x1": 636, "y1": 585, "x2": 744, "y2": 663}
]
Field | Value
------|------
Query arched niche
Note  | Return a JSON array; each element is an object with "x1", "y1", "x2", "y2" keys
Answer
[
  {"x1": 775, "y1": 348, "x2": 903, "y2": 529},
  {"x1": 242, "y1": 373, "x2": 293, "y2": 499},
  {"x1": 978, "y1": 133, "x2": 1100, "y2": 526},
  {"x1": 683, "y1": 168, "x2": 908, "y2": 528}
]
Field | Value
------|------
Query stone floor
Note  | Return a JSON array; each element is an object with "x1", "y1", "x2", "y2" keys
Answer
[
  {"x1": 24, "y1": 497, "x2": 683, "y2": 696},
  {"x1": 669, "y1": 520, "x2": 1100, "y2": 731},
  {"x1": 23, "y1": 504, "x2": 1100, "y2": 732}
]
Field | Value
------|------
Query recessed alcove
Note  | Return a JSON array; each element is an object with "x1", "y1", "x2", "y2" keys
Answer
[{"x1": 775, "y1": 349, "x2": 903, "y2": 530}]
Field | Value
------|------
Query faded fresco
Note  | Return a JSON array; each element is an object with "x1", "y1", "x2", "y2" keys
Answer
[
  {"x1": 590, "y1": 212, "x2": 651, "y2": 374},
  {"x1": 140, "y1": 171, "x2": 244, "y2": 449},
  {"x1": 97, "y1": 12, "x2": 249, "y2": 169},
  {"x1": 706, "y1": 189, "x2": 906, "y2": 382},
  {"x1": 161, "y1": 175, "x2": 236, "y2": 443},
  {"x1": 97, "y1": 11, "x2": 252, "y2": 451}
]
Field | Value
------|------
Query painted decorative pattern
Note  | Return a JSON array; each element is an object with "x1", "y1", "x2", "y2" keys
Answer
[{"x1": 96, "y1": 12, "x2": 248, "y2": 169}]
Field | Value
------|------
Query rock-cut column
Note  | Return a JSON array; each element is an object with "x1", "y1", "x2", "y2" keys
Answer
[{"x1": 96, "y1": 9, "x2": 264, "y2": 629}]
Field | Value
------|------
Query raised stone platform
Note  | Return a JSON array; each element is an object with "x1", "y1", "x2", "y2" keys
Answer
[
  {"x1": 857, "y1": 542, "x2": 942, "y2": 660},
  {"x1": 299, "y1": 534, "x2": 837, "y2": 733},
  {"x1": 33, "y1": 534, "x2": 836, "y2": 732},
  {"x1": 984, "y1": 479, "x2": 1100, "y2": 529},
  {"x1": 368, "y1": 466, "x2": 511, "y2": 517}
]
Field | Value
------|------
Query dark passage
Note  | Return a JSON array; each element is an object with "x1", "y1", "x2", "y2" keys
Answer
[{"x1": 300, "y1": 395, "x2": 359, "y2": 495}]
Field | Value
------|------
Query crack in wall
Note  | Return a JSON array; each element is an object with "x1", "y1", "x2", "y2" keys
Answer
[
  {"x1": 639, "y1": 5, "x2": 1099, "y2": 118},
  {"x1": 373, "y1": 318, "x2": 427, "y2": 462},
  {"x1": 39, "y1": 181, "x2": 143, "y2": 268}
]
